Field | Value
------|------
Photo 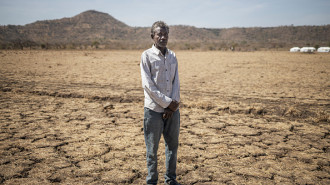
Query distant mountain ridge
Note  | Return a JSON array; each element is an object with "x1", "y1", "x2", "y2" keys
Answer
[{"x1": 0, "y1": 10, "x2": 329, "y2": 50}]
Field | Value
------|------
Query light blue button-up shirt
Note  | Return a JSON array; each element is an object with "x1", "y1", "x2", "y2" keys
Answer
[{"x1": 140, "y1": 45, "x2": 180, "y2": 113}]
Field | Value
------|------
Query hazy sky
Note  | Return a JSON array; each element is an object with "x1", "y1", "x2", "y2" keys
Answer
[{"x1": 1, "y1": 0, "x2": 329, "y2": 28}]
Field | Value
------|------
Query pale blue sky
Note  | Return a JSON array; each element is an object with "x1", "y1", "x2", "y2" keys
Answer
[{"x1": 1, "y1": 0, "x2": 329, "y2": 28}]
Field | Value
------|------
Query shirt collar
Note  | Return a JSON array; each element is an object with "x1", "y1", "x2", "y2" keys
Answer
[{"x1": 152, "y1": 44, "x2": 168, "y2": 56}]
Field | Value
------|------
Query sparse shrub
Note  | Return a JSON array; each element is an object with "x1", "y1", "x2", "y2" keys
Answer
[{"x1": 91, "y1": 41, "x2": 100, "y2": 49}]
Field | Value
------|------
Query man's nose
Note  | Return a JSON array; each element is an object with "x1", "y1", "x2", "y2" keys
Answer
[{"x1": 161, "y1": 35, "x2": 167, "y2": 39}]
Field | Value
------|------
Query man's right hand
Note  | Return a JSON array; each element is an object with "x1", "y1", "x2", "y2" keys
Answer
[
  {"x1": 163, "y1": 108, "x2": 173, "y2": 119},
  {"x1": 168, "y1": 100, "x2": 179, "y2": 112}
]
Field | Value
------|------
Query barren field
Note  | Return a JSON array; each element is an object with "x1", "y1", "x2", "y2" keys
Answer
[{"x1": 0, "y1": 50, "x2": 329, "y2": 185}]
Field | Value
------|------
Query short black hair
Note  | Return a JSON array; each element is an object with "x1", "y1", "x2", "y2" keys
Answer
[{"x1": 151, "y1": 21, "x2": 169, "y2": 37}]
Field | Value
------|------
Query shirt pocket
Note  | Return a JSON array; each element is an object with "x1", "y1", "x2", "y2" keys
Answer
[{"x1": 151, "y1": 60, "x2": 161, "y2": 70}]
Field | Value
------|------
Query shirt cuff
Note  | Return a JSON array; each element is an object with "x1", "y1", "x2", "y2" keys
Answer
[{"x1": 160, "y1": 96, "x2": 172, "y2": 108}]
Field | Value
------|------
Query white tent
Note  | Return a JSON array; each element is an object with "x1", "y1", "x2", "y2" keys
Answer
[
  {"x1": 300, "y1": 47, "x2": 316, "y2": 53},
  {"x1": 317, "y1": 47, "x2": 330, "y2": 52},
  {"x1": 290, "y1": 47, "x2": 300, "y2": 52}
]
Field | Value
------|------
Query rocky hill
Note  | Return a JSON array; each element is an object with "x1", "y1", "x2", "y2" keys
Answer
[{"x1": 0, "y1": 10, "x2": 329, "y2": 50}]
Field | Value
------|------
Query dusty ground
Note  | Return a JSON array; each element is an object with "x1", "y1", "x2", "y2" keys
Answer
[{"x1": 0, "y1": 50, "x2": 329, "y2": 185}]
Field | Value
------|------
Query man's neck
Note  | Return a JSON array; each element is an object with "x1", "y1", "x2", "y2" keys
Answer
[
  {"x1": 160, "y1": 48, "x2": 166, "y2": 56},
  {"x1": 155, "y1": 45, "x2": 167, "y2": 56}
]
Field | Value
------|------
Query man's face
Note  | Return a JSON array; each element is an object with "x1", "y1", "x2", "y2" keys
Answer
[{"x1": 152, "y1": 26, "x2": 168, "y2": 48}]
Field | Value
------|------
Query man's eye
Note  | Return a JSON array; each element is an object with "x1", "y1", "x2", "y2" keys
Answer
[{"x1": 157, "y1": 34, "x2": 167, "y2": 37}]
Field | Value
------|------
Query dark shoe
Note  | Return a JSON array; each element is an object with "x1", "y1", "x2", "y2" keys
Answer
[{"x1": 165, "y1": 180, "x2": 181, "y2": 185}]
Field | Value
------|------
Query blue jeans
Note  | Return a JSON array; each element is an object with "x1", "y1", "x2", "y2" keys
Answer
[{"x1": 144, "y1": 107, "x2": 180, "y2": 184}]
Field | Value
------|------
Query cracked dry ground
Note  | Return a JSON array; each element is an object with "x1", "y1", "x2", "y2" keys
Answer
[{"x1": 0, "y1": 50, "x2": 329, "y2": 185}]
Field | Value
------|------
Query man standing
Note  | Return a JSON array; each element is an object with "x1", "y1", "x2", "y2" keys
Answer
[{"x1": 140, "y1": 21, "x2": 181, "y2": 185}]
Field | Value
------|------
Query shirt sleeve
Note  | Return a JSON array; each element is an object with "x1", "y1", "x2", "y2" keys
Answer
[
  {"x1": 171, "y1": 56, "x2": 180, "y2": 103},
  {"x1": 140, "y1": 52, "x2": 172, "y2": 108}
]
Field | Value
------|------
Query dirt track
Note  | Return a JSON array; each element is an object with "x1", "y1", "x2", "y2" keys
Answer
[{"x1": 0, "y1": 50, "x2": 329, "y2": 184}]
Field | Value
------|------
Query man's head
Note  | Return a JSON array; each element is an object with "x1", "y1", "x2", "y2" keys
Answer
[{"x1": 151, "y1": 21, "x2": 169, "y2": 49}]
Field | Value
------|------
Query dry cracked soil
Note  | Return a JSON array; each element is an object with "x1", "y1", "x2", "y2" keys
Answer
[{"x1": 0, "y1": 50, "x2": 329, "y2": 184}]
